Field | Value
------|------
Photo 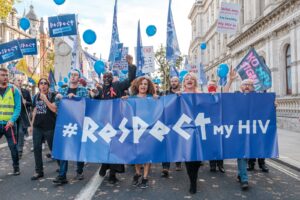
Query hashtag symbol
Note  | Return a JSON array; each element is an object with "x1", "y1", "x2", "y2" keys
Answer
[{"x1": 63, "y1": 123, "x2": 78, "y2": 138}]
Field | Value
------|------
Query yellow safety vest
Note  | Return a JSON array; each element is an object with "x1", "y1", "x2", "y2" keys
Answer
[{"x1": 0, "y1": 87, "x2": 15, "y2": 122}]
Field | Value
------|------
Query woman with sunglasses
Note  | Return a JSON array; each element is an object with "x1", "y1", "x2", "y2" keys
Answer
[{"x1": 30, "y1": 78, "x2": 57, "y2": 180}]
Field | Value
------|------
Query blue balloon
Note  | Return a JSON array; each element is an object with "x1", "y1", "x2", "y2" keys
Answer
[
  {"x1": 179, "y1": 70, "x2": 188, "y2": 79},
  {"x1": 146, "y1": 25, "x2": 157, "y2": 37},
  {"x1": 20, "y1": 18, "x2": 30, "y2": 31},
  {"x1": 83, "y1": 29, "x2": 97, "y2": 45},
  {"x1": 53, "y1": 0, "x2": 65, "y2": 5},
  {"x1": 121, "y1": 69, "x2": 128, "y2": 74},
  {"x1": 58, "y1": 81, "x2": 64, "y2": 87},
  {"x1": 217, "y1": 63, "x2": 229, "y2": 78},
  {"x1": 94, "y1": 60, "x2": 105, "y2": 75},
  {"x1": 63, "y1": 77, "x2": 68, "y2": 83},
  {"x1": 200, "y1": 42, "x2": 207, "y2": 50}
]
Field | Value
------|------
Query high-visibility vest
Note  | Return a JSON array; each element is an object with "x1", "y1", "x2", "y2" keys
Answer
[{"x1": 0, "y1": 87, "x2": 15, "y2": 122}]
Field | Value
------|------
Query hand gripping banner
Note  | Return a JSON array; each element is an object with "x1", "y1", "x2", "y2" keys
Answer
[{"x1": 52, "y1": 93, "x2": 278, "y2": 164}]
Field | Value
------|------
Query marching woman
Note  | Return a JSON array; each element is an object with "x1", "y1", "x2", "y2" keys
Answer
[
  {"x1": 123, "y1": 76, "x2": 158, "y2": 189},
  {"x1": 180, "y1": 73, "x2": 202, "y2": 194}
]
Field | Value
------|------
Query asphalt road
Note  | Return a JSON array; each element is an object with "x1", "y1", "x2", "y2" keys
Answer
[{"x1": 0, "y1": 139, "x2": 300, "y2": 200}]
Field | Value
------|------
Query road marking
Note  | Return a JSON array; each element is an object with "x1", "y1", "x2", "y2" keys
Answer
[
  {"x1": 0, "y1": 136, "x2": 32, "y2": 149},
  {"x1": 267, "y1": 161, "x2": 300, "y2": 181},
  {"x1": 74, "y1": 167, "x2": 104, "y2": 200}
]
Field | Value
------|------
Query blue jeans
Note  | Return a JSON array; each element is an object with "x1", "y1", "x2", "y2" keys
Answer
[
  {"x1": 237, "y1": 159, "x2": 248, "y2": 183},
  {"x1": 59, "y1": 160, "x2": 84, "y2": 177},
  {"x1": 0, "y1": 124, "x2": 19, "y2": 169}
]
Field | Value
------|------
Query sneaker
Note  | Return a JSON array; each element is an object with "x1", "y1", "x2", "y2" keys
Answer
[
  {"x1": 161, "y1": 169, "x2": 169, "y2": 178},
  {"x1": 12, "y1": 168, "x2": 20, "y2": 176},
  {"x1": 108, "y1": 175, "x2": 118, "y2": 184},
  {"x1": 247, "y1": 165, "x2": 255, "y2": 171},
  {"x1": 42, "y1": 143, "x2": 45, "y2": 150},
  {"x1": 99, "y1": 168, "x2": 107, "y2": 177},
  {"x1": 132, "y1": 174, "x2": 141, "y2": 186},
  {"x1": 31, "y1": 173, "x2": 44, "y2": 180},
  {"x1": 74, "y1": 173, "x2": 84, "y2": 180},
  {"x1": 139, "y1": 178, "x2": 148, "y2": 189},
  {"x1": 241, "y1": 181, "x2": 249, "y2": 190},
  {"x1": 46, "y1": 153, "x2": 52, "y2": 159},
  {"x1": 218, "y1": 165, "x2": 225, "y2": 173},
  {"x1": 259, "y1": 164, "x2": 269, "y2": 173},
  {"x1": 53, "y1": 176, "x2": 68, "y2": 184}
]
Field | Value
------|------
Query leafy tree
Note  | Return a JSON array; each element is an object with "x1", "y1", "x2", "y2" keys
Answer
[
  {"x1": 154, "y1": 44, "x2": 183, "y2": 91},
  {"x1": 0, "y1": 0, "x2": 21, "y2": 20}
]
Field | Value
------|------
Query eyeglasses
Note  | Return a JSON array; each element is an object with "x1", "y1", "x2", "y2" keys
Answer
[
  {"x1": 39, "y1": 82, "x2": 48, "y2": 85},
  {"x1": 70, "y1": 73, "x2": 79, "y2": 77}
]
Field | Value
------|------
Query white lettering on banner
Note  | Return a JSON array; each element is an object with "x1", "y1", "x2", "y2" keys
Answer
[
  {"x1": 239, "y1": 120, "x2": 250, "y2": 134},
  {"x1": 172, "y1": 114, "x2": 192, "y2": 140},
  {"x1": 76, "y1": 115, "x2": 271, "y2": 144},
  {"x1": 119, "y1": 118, "x2": 130, "y2": 143},
  {"x1": 195, "y1": 113, "x2": 211, "y2": 140},
  {"x1": 82, "y1": 117, "x2": 98, "y2": 143},
  {"x1": 133, "y1": 117, "x2": 149, "y2": 143},
  {"x1": 149, "y1": 121, "x2": 171, "y2": 142},
  {"x1": 224, "y1": 125, "x2": 234, "y2": 138},
  {"x1": 98, "y1": 124, "x2": 117, "y2": 143},
  {"x1": 259, "y1": 120, "x2": 270, "y2": 134}
]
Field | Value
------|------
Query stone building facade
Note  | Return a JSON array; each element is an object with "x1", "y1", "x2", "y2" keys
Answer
[{"x1": 188, "y1": 0, "x2": 300, "y2": 132}]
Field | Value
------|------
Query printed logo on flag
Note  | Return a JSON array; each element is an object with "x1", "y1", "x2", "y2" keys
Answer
[
  {"x1": 0, "y1": 40, "x2": 23, "y2": 64},
  {"x1": 18, "y1": 38, "x2": 38, "y2": 55},
  {"x1": 48, "y1": 14, "x2": 77, "y2": 37}
]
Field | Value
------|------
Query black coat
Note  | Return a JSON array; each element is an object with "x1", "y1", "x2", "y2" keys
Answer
[
  {"x1": 96, "y1": 64, "x2": 136, "y2": 100},
  {"x1": 17, "y1": 88, "x2": 32, "y2": 128}
]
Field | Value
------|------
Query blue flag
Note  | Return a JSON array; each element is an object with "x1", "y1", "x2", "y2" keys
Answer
[
  {"x1": 166, "y1": 0, "x2": 180, "y2": 77},
  {"x1": 199, "y1": 63, "x2": 208, "y2": 85},
  {"x1": 108, "y1": 0, "x2": 120, "y2": 67},
  {"x1": 136, "y1": 20, "x2": 145, "y2": 77},
  {"x1": 48, "y1": 69, "x2": 56, "y2": 92}
]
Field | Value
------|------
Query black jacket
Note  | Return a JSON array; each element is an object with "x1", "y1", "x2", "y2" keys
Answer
[{"x1": 17, "y1": 88, "x2": 32, "y2": 128}]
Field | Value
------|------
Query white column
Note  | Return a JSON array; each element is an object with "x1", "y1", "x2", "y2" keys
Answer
[{"x1": 290, "y1": 22, "x2": 299, "y2": 95}]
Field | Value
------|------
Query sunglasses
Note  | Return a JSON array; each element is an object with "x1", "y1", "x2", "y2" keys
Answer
[{"x1": 39, "y1": 81, "x2": 48, "y2": 85}]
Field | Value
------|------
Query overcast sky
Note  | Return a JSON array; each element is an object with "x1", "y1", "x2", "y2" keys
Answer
[{"x1": 15, "y1": 0, "x2": 195, "y2": 60}]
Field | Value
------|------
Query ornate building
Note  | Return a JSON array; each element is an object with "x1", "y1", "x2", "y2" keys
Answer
[{"x1": 189, "y1": 0, "x2": 300, "y2": 131}]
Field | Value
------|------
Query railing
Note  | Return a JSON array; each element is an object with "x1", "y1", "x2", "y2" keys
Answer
[{"x1": 276, "y1": 96, "x2": 300, "y2": 118}]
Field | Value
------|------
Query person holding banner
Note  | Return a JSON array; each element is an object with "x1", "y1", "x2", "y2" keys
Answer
[
  {"x1": 54, "y1": 69, "x2": 89, "y2": 185},
  {"x1": 30, "y1": 78, "x2": 58, "y2": 180},
  {"x1": 96, "y1": 56, "x2": 136, "y2": 185},
  {"x1": 206, "y1": 80, "x2": 225, "y2": 173},
  {"x1": 0, "y1": 68, "x2": 21, "y2": 176},
  {"x1": 126, "y1": 76, "x2": 158, "y2": 189},
  {"x1": 161, "y1": 76, "x2": 182, "y2": 178},
  {"x1": 179, "y1": 73, "x2": 202, "y2": 194},
  {"x1": 224, "y1": 67, "x2": 251, "y2": 190}
]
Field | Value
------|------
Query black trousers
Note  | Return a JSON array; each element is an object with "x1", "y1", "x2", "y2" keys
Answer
[
  {"x1": 248, "y1": 158, "x2": 265, "y2": 167},
  {"x1": 185, "y1": 161, "x2": 201, "y2": 190},
  {"x1": 209, "y1": 160, "x2": 224, "y2": 168}
]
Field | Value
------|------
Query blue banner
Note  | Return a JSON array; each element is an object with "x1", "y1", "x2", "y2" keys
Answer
[
  {"x1": 18, "y1": 38, "x2": 38, "y2": 55},
  {"x1": 0, "y1": 40, "x2": 23, "y2": 64},
  {"x1": 48, "y1": 14, "x2": 77, "y2": 37},
  {"x1": 235, "y1": 48, "x2": 272, "y2": 91},
  {"x1": 53, "y1": 93, "x2": 278, "y2": 164}
]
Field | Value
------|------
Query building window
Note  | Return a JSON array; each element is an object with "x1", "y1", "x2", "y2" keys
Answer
[
  {"x1": 286, "y1": 45, "x2": 292, "y2": 95},
  {"x1": 259, "y1": 0, "x2": 265, "y2": 16}
]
